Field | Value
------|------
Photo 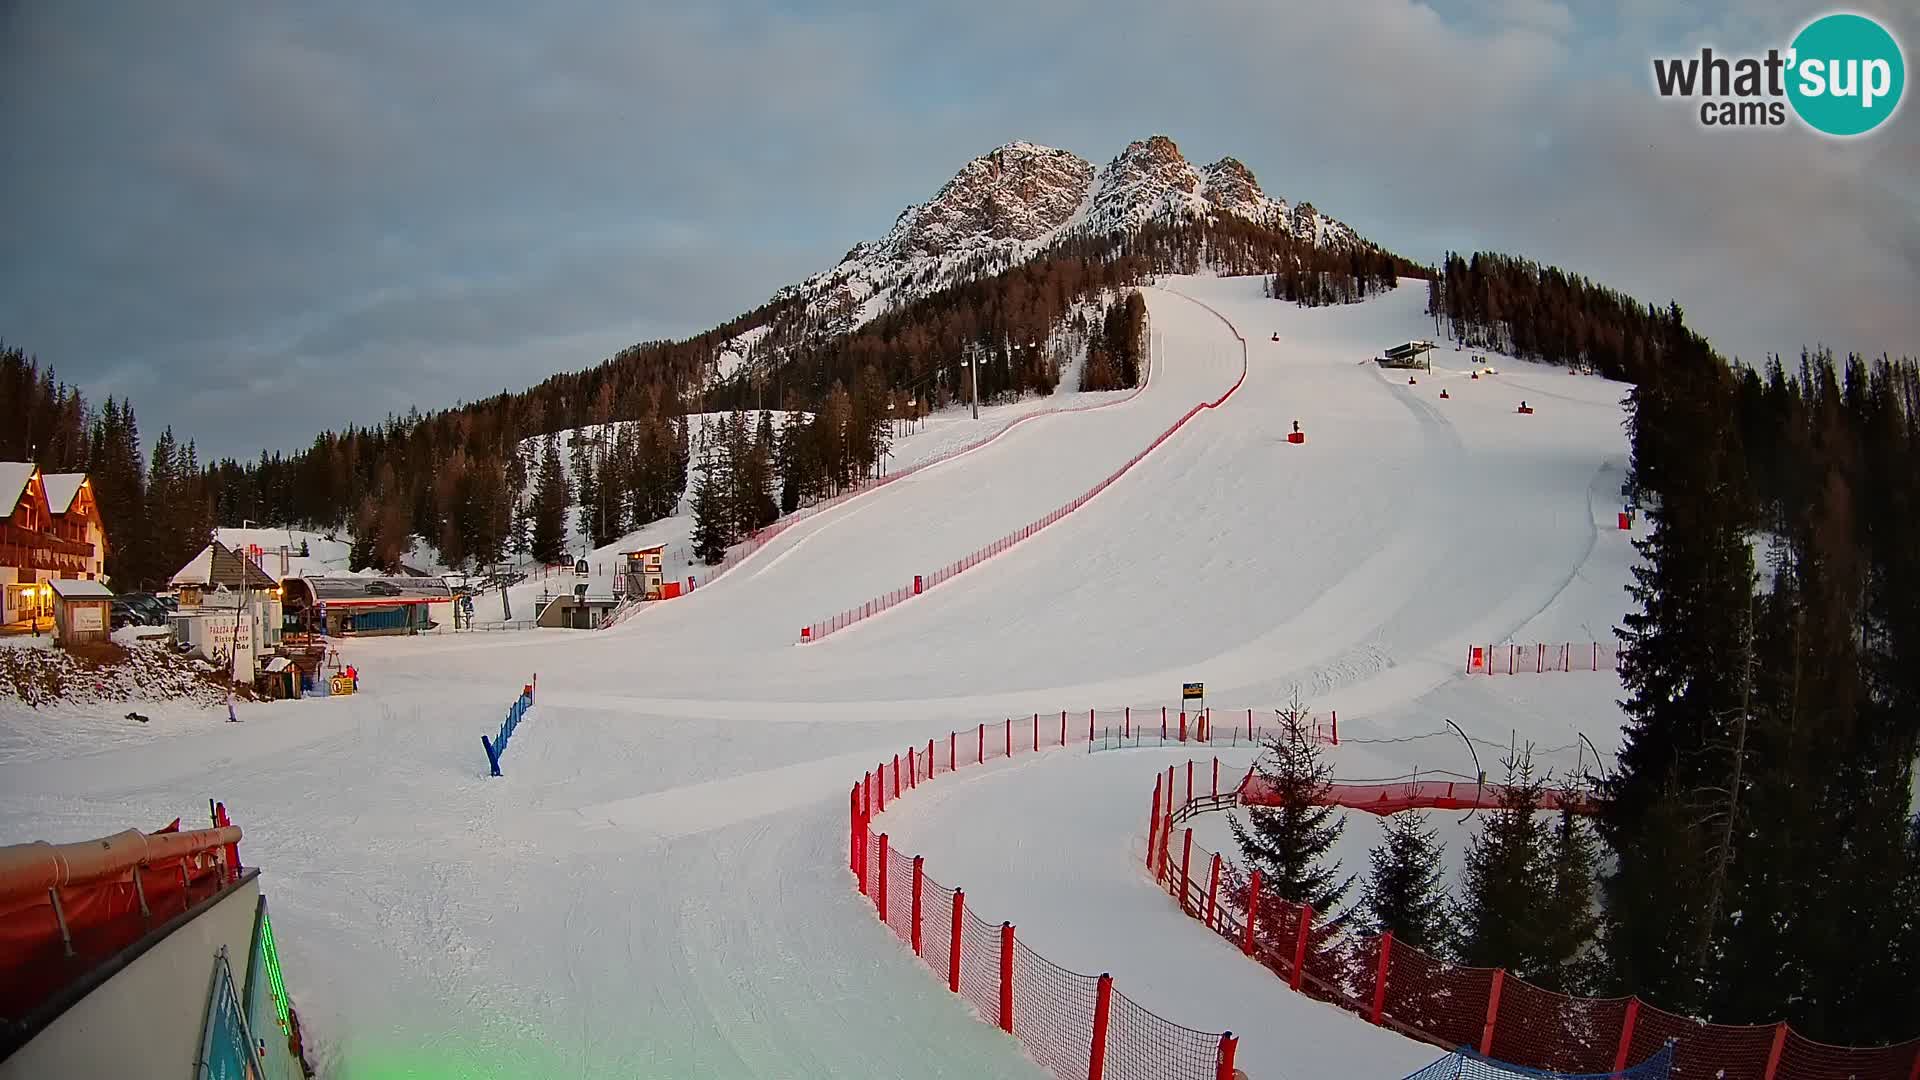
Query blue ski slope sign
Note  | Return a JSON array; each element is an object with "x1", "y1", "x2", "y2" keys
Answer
[{"x1": 198, "y1": 947, "x2": 261, "y2": 1080}]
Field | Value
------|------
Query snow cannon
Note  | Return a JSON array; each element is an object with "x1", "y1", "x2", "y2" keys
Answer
[
  {"x1": 1439, "y1": 388, "x2": 1450, "y2": 400},
  {"x1": 1287, "y1": 420, "x2": 1305, "y2": 445},
  {"x1": 1470, "y1": 371, "x2": 1480, "y2": 380},
  {"x1": 1407, "y1": 376, "x2": 1417, "y2": 385},
  {"x1": 1517, "y1": 401, "x2": 1534, "y2": 415},
  {"x1": 1270, "y1": 332, "x2": 1279, "y2": 342}
]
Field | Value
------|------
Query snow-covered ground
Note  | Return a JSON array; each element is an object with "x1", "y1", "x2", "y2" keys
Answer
[{"x1": 0, "y1": 275, "x2": 1639, "y2": 1079}]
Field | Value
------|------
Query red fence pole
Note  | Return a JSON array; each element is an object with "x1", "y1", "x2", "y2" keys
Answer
[
  {"x1": 877, "y1": 834, "x2": 890, "y2": 923},
  {"x1": 908, "y1": 747, "x2": 916, "y2": 789},
  {"x1": 1331, "y1": 709, "x2": 1338, "y2": 745},
  {"x1": 1060, "y1": 709, "x2": 1066, "y2": 746},
  {"x1": 1124, "y1": 706, "x2": 1130, "y2": 738},
  {"x1": 1292, "y1": 904, "x2": 1314, "y2": 990},
  {"x1": 1147, "y1": 776, "x2": 1162, "y2": 872},
  {"x1": 1187, "y1": 760, "x2": 1195, "y2": 809},
  {"x1": 1180, "y1": 710, "x2": 1188, "y2": 742},
  {"x1": 1480, "y1": 968, "x2": 1505, "y2": 1055},
  {"x1": 893, "y1": 754, "x2": 901, "y2": 798},
  {"x1": 978, "y1": 723, "x2": 984, "y2": 764},
  {"x1": 1243, "y1": 871, "x2": 1262, "y2": 956},
  {"x1": 1005, "y1": 718, "x2": 1011, "y2": 758},
  {"x1": 999, "y1": 922, "x2": 1015, "y2": 1034},
  {"x1": 1370, "y1": 931, "x2": 1394, "y2": 1025},
  {"x1": 1763, "y1": 1023, "x2": 1788, "y2": 1080},
  {"x1": 1908, "y1": 1045, "x2": 1920, "y2": 1080},
  {"x1": 928, "y1": 738, "x2": 935, "y2": 778},
  {"x1": 876, "y1": 764, "x2": 885, "y2": 813},
  {"x1": 850, "y1": 784, "x2": 861, "y2": 875},
  {"x1": 1216, "y1": 1034, "x2": 1238, "y2": 1080},
  {"x1": 1213, "y1": 757, "x2": 1220, "y2": 797},
  {"x1": 949, "y1": 889, "x2": 965, "y2": 993},
  {"x1": 1205, "y1": 853, "x2": 1222, "y2": 928},
  {"x1": 1033, "y1": 713, "x2": 1039, "y2": 752},
  {"x1": 1088, "y1": 708, "x2": 1094, "y2": 743},
  {"x1": 949, "y1": 732, "x2": 955, "y2": 772},
  {"x1": 911, "y1": 856, "x2": 924, "y2": 956},
  {"x1": 1612, "y1": 998, "x2": 1640, "y2": 1075},
  {"x1": 1089, "y1": 974, "x2": 1114, "y2": 1080},
  {"x1": 1179, "y1": 829, "x2": 1194, "y2": 913}
]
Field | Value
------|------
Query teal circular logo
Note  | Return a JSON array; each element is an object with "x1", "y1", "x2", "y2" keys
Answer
[{"x1": 1787, "y1": 13, "x2": 1905, "y2": 136}]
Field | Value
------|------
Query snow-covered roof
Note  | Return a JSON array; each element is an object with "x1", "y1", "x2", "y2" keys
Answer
[
  {"x1": 0, "y1": 462, "x2": 34, "y2": 513},
  {"x1": 169, "y1": 543, "x2": 216, "y2": 587},
  {"x1": 49, "y1": 578, "x2": 113, "y2": 599},
  {"x1": 41, "y1": 473, "x2": 87, "y2": 514}
]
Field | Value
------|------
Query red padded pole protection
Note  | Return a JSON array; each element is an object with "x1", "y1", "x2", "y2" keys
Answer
[
  {"x1": 949, "y1": 889, "x2": 965, "y2": 993},
  {"x1": 1612, "y1": 998, "x2": 1641, "y2": 1075},
  {"x1": 877, "y1": 834, "x2": 890, "y2": 923},
  {"x1": 1089, "y1": 974, "x2": 1114, "y2": 1080},
  {"x1": 1215, "y1": 1033, "x2": 1239, "y2": 1080},
  {"x1": 911, "y1": 856, "x2": 924, "y2": 956},
  {"x1": 907, "y1": 747, "x2": 916, "y2": 789},
  {"x1": 1180, "y1": 710, "x2": 1188, "y2": 742},
  {"x1": 1242, "y1": 871, "x2": 1261, "y2": 955},
  {"x1": 893, "y1": 754, "x2": 900, "y2": 798},
  {"x1": 1763, "y1": 1023, "x2": 1788, "y2": 1080},
  {"x1": 1179, "y1": 829, "x2": 1194, "y2": 914},
  {"x1": 1205, "y1": 853, "x2": 1222, "y2": 928},
  {"x1": 1480, "y1": 968, "x2": 1505, "y2": 1055},
  {"x1": 1147, "y1": 776, "x2": 1162, "y2": 872},
  {"x1": 1370, "y1": 931, "x2": 1394, "y2": 1025},
  {"x1": 1088, "y1": 708, "x2": 1094, "y2": 742},
  {"x1": 1292, "y1": 903, "x2": 1314, "y2": 989},
  {"x1": 998, "y1": 922, "x2": 1015, "y2": 1033}
]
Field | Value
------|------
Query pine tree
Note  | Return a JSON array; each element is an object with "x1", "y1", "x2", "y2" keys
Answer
[
  {"x1": 1228, "y1": 691, "x2": 1353, "y2": 915},
  {"x1": 688, "y1": 443, "x2": 732, "y2": 565},
  {"x1": 1539, "y1": 808, "x2": 1600, "y2": 994},
  {"x1": 530, "y1": 435, "x2": 570, "y2": 565},
  {"x1": 1455, "y1": 751, "x2": 1554, "y2": 977},
  {"x1": 1361, "y1": 812, "x2": 1452, "y2": 955}
]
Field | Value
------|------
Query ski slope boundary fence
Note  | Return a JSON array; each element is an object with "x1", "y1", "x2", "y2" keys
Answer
[
  {"x1": 479, "y1": 675, "x2": 537, "y2": 777},
  {"x1": 801, "y1": 292, "x2": 1250, "y2": 644},
  {"x1": 844, "y1": 711, "x2": 1243, "y2": 1080},
  {"x1": 601, "y1": 318, "x2": 1161, "y2": 631},
  {"x1": 1147, "y1": 777, "x2": 1920, "y2": 1080},
  {"x1": 1465, "y1": 642, "x2": 1620, "y2": 675}
]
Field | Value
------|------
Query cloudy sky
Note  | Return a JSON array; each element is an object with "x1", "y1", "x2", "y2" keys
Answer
[{"x1": 2, "y1": 1, "x2": 1915, "y2": 458}]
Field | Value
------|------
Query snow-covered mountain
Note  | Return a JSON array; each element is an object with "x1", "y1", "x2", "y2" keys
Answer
[{"x1": 770, "y1": 135, "x2": 1366, "y2": 334}]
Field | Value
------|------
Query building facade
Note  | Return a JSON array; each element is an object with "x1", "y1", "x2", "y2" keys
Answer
[{"x1": 0, "y1": 464, "x2": 104, "y2": 630}]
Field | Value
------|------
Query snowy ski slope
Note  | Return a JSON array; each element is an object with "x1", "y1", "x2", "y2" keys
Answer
[{"x1": 0, "y1": 275, "x2": 1639, "y2": 1079}]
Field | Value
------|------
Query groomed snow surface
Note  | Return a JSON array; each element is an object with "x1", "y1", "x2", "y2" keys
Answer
[{"x1": 0, "y1": 275, "x2": 1639, "y2": 1079}]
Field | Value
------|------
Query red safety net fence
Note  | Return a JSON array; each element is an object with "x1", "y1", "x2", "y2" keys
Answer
[
  {"x1": 804, "y1": 301, "x2": 1249, "y2": 645},
  {"x1": 1465, "y1": 641, "x2": 1621, "y2": 675},
  {"x1": 847, "y1": 714, "x2": 1241, "y2": 1080},
  {"x1": 1147, "y1": 775, "x2": 1920, "y2": 1080}
]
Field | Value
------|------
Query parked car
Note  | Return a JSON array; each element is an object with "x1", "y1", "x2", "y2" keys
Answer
[
  {"x1": 119, "y1": 592, "x2": 171, "y2": 625},
  {"x1": 110, "y1": 600, "x2": 143, "y2": 630}
]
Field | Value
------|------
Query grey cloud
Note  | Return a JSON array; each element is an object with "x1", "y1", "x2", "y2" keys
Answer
[{"x1": 1, "y1": 0, "x2": 1914, "y2": 458}]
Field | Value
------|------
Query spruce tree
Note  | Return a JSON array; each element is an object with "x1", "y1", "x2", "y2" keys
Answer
[
  {"x1": 1228, "y1": 692, "x2": 1353, "y2": 916},
  {"x1": 1455, "y1": 751, "x2": 1553, "y2": 977},
  {"x1": 1539, "y1": 808, "x2": 1600, "y2": 994},
  {"x1": 1361, "y1": 811, "x2": 1452, "y2": 955},
  {"x1": 688, "y1": 444, "x2": 731, "y2": 565},
  {"x1": 530, "y1": 435, "x2": 570, "y2": 565}
]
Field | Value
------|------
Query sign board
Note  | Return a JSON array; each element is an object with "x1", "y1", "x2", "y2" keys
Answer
[
  {"x1": 1182, "y1": 682, "x2": 1205, "y2": 701},
  {"x1": 72, "y1": 605, "x2": 104, "y2": 631},
  {"x1": 330, "y1": 674, "x2": 356, "y2": 696},
  {"x1": 197, "y1": 947, "x2": 262, "y2": 1080}
]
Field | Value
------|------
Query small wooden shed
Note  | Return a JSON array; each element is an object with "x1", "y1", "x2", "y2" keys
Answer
[{"x1": 49, "y1": 578, "x2": 113, "y2": 647}]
